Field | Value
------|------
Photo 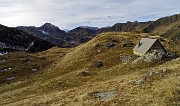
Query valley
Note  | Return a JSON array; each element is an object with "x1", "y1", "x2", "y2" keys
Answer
[{"x1": 0, "y1": 13, "x2": 180, "y2": 105}]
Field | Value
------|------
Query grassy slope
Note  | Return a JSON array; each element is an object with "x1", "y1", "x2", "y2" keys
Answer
[
  {"x1": 144, "y1": 20, "x2": 180, "y2": 41},
  {"x1": 0, "y1": 32, "x2": 180, "y2": 106},
  {"x1": 150, "y1": 22, "x2": 179, "y2": 35},
  {"x1": 161, "y1": 22, "x2": 180, "y2": 40},
  {"x1": 0, "y1": 52, "x2": 52, "y2": 83}
]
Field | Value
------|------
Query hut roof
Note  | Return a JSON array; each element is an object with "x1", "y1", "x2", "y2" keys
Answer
[{"x1": 133, "y1": 38, "x2": 161, "y2": 54}]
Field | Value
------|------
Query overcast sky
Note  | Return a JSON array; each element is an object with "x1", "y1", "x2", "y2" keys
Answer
[{"x1": 0, "y1": 0, "x2": 179, "y2": 29}]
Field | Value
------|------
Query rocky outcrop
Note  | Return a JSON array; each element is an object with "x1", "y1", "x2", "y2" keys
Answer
[
  {"x1": 90, "y1": 91, "x2": 117, "y2": 101},
  {"x1": 132, "y1": 69, "x2": 169, "y2": 85},
  {"x1": 132, "y1": 51, "x2": 164, "y2": 63}
]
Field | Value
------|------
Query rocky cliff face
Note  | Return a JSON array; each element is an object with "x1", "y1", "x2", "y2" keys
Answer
[
  {"x1": 0, "y1": 24, "x2": 53, "y2": 52},
  {"x1": 142, "y1": 14, "x2": 180, "y2": 41},
  {"x1": 161, "y1": 23, "x2": 180, "y2": 41},
  {"x1": 143, "y1": 14, "x2": 180, "y2": 33},
  {"x1": 98, "y1": 21, "x2": 151, "y2": 33}
]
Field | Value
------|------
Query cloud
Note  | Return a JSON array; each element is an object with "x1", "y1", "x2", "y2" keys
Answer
[{"x1": 0, "y1": 0, "x2": 179, "y2": 29}]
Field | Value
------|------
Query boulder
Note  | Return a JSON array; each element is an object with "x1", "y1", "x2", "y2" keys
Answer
[
  {"x1": 97, "y1": 50, "x2": 102, "y2": 53},
  {"x1": 32, "y1": 69, "x2": 38, "y2": 71},
  {"x1": 80, "y1": 71, "x2": 91, "y2": 76},
  {"x1": 59, "y1": 52, "x2": 65, "y2": 57},
  {"x1": 144, "y1": 52, "x2": 163, "y2": 62},
  {"x1": 92, "y1": 60, "x2": 103, "y2": 68},
  {"x1": 107, "y1": 38, "x2": 118, "y2": 43},
  {"x1": 90, "y1": 91, "x2": 117, "y2": 101},
  {"x1": 105, "y1": 42, "x2": 116, "y2": 48},
  {"x1": 122, "y1": 42, "x2": 134, "y2": 47},
  {"x1": 133, "y1": 51, "x2": 164, "y2": 63},
  {"x1": 93, "y1": 44, "x2": 100, "y2": 48},
  {"x1": 119, "y1": 54, "x2": 132, "y2": 63},
  {"x1": 21, "y1": 58, "x2": 30, "y2": 62}
]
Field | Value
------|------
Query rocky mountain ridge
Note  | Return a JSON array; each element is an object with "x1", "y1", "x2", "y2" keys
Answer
[
  {"x1": 143, "y1": 14, "x2": 180, "y2": 33},
  {"x1": 16, "y1": 21, "x2": 153, "y2": 47},
  {"x1": 142, "y1": 14, "x2": 180, "y2": 41},
  {"x1": 16, "y1": 23, "x2": 68, "y2": 47},
  {"x1": 0, "y1": 24, "x2": 54, "y2": 53},
  {"x1": 98, "y1": 21, "x2": 152, "y2": 33}
]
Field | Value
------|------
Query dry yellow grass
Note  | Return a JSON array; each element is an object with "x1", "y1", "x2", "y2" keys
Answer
[
  {"x1": 151, "y1": 21, "x2": 180, "y2": 35},
  {"x1": 0, "y1": 32, "x2": 180, "y2": 106}
]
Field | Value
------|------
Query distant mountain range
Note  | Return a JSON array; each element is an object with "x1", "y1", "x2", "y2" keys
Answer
[
  {"x1": 16, "y1": 21, "x2": 152, "y2": 47},
  {"x1": 0, "y1": 13, "x2": 180, "y2": 53},
  {"x1": 17, "y1": 23, "x2": 100, "y2": 47}
]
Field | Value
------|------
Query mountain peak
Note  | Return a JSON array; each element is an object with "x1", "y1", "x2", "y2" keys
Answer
[{"x1": 40, "y1": 23, "x2": 57, "y2": 29}]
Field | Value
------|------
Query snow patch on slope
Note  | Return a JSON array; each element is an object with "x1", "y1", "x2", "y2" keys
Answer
[{"x1": 39, "y1": 30, "x2": 49, "y2": 35}]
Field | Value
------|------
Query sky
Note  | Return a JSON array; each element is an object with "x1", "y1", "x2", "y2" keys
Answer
[{"x1": 0, "y1": 0, "x2": 180, "y2": 29}]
